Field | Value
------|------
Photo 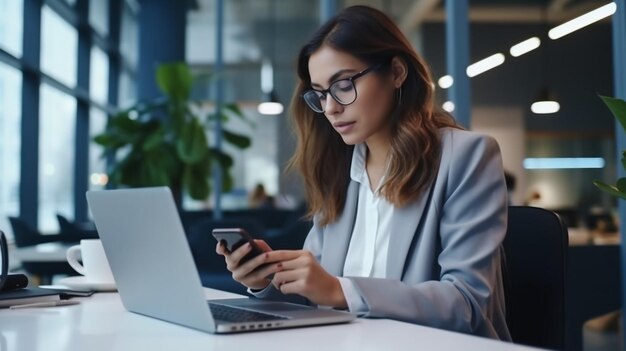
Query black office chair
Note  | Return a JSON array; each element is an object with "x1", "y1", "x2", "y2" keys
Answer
[
  {"x1": 8, "y1": 217, "x2": 58, "y2": 248},
  {"x1": 503, "y1": 206, "x2": 568, "y2": 350},
  {"x1": 8, "y1": 216, "x2": 78, "y2": 284},
  {"x1": 56, "y1": 214, "x2": 99, "y2": 240}
]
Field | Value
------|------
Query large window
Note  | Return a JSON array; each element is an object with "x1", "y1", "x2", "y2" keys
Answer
[
  {"x1": 38, "y1": 84, "x2": 76, "y2": 233},
  {"x1": 0, "y1": 64, "x2": 22, "y2": 239},
  {"x1": 89, "y1": 107, "x2": 108, "y2": 192},
  {"x1": 118, "y1": 71, "x2": 136, "y2": 108},
  {"x1": 0, "y1": 0, "x2": 135, "y2": 237},
  {"x1": 121, "y1": 3, "x2": 138, "y2": 69},
  {"x1": 89, "y1": 0, "x2": 109, "y2": 36},
  {"x1": 90, "y1": 46, "x2": 109, "y2": 105},
  {"x1": 41, "y1": 4, "x2": 78, "y2": 88},
  {"x1": 0, "y1": 0, "x2": 23, "y2": 57}
]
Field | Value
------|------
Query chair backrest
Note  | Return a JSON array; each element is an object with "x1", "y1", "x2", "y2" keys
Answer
[
  {"x1": 503, "y1": 206, "x2": 568, "y2": 350},
  {"x1": 8, "y1": 217, "x2": 57, "y2": 247},
  {"x1": 56, "y1": 214, "x2": 99, "y2": 240}
]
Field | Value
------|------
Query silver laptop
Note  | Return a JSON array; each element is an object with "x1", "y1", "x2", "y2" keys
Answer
[{"x1": 86, "y1": 187, "x2": 355, "y2": 334}]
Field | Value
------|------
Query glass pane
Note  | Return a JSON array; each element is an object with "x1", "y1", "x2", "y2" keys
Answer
[
  {"x1": 0, "y1": 64, "x2": 22, "y2": 240},
  {"x1": 39, "y1": 84, "x2": 76, "y2": 233},
  {"x1": 41, "y1": 5, "x2": 78, "y2": 88},
  {"x1": 89, "y1": 107, "x2": 108, "y2": 192},
  {"x1": 89, "y1": 0, "x2": 108, "y2": 36},
  {"x1": 0, "y1": 0, "x2": 23, "y2": 57},
  {"x1": 118, "y1": 71, "x2": 136, "y2": 108},
  {"x1": 121, "y1": 5, "x2": 138, "y2": 68},
  {"x1": 90, "y1": 46, "x2": 109, "y2": 105}
]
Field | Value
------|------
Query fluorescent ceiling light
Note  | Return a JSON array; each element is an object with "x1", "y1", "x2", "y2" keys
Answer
[
  {"x1": 548, "y1": 2, "x2": 617, "y2": 40},
  {"x1": 509, "y1": 37, "x2": 541, "y2": 57},
  {"x1": 466, "y1": 53, "x2": 505, "y2": 77},
  {"x1": 258, "y1": 101, "x2": 283, "y2": 115},
  {"x1": 442, "y1": 101, "x2": 455, "y2": 112},
  {"x1": 531, "y1": 100, "x2": 560, "y2": 114},
  {"x1": 438, "y1": 75, "x2": 454, "y2": 89},
  {"x1": 523, "y1": 157, "x2": 605, "y2": 169}
]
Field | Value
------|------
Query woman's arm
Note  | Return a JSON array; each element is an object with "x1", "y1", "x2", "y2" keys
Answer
[{"x1": 346, "y1": 133, "x2": 508, "y2": 338}]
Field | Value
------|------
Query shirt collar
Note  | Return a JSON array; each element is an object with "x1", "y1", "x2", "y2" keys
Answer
[{"x1": 350, "y1": 143, "x2": 367, "y2": 184}]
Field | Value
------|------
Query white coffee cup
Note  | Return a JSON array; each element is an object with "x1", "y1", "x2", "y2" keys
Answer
[{"x1": 66, "y1": 239, "x2": 115, "y2": 284}]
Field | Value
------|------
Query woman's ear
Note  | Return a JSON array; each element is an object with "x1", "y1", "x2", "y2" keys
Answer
[{"x1": 390, "y1": 56, "x2": 408, "y2": 88}]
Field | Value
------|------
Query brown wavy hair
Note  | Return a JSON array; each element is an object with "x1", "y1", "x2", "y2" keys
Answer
[{"x1": 288, "y1": 5, "x2": 459, "y2": 226}]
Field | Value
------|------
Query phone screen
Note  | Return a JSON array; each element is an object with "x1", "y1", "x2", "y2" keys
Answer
[{"x1": 212, "y1": 228, "x2": 263, "y2": 263}]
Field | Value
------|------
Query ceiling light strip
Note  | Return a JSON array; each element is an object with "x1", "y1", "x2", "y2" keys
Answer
[
  {"x1": 466, "y1": 53, "x2": 506, "y2": 77},
  {"x1": 510, "y1": 37, "x2": 541, "y2": 57},
  {"x1": 548, "y1": 2, "x2": 617, "y2": 40}
]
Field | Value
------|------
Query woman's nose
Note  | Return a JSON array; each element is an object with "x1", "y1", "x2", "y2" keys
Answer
[{"x1": 324, "y1": 95, "x2": 343, "y2": 115}]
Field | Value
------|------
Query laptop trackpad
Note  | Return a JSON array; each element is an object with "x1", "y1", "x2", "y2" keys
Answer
[
  {"x1": 247, "y1": 302, "x2": 314, "y2": 313},
  {"x1": 217, "y1": 298, "x2": 314, "y2": 313}
]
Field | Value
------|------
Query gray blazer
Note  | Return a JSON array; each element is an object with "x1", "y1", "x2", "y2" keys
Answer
[{"x1": 254, "y1": 128, "x2": 511, "y2": 341}]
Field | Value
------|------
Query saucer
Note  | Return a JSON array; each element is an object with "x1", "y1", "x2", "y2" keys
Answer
[{"x1": 57, "y1": 276, "x2": 117, "y2": 292}]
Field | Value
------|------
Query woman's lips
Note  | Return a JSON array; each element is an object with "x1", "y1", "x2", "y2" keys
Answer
[{"x1": 333, "y1": 121, "x2": 356, "y2": 134}]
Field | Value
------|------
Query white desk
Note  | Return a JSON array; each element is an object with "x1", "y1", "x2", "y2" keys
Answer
[{"x1": 0, "y1": 288, "x2": 543, "y2": 351}]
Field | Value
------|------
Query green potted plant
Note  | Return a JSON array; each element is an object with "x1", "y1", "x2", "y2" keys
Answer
[
  {"x1": 94, "y1": 62, "x2": 251, "y2": 202},
  {"x1": 593, "y1": 95, "x2": 626, "y2": 199}
]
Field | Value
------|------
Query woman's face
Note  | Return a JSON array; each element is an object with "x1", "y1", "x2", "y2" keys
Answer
[{"x1": 308, "y1": 46, "x2": 396, "y2": 146}]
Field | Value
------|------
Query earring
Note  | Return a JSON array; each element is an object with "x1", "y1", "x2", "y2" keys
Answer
[{"x1": 396, "y1": 87, "x2": 402, "y2": 106}]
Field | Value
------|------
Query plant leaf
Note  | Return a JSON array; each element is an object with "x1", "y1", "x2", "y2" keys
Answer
[
  {"x1": 93, "y1": 134, "x2": 124, "y2": 149},
  {"x1": 183, "y1": 164, "x2": 210, "y2": 200},
  {"x1": 157, "y1": 62, "x2": 192, "y2": 102},
  {"x1": 210, "y1": 148, "x2": 234, "y2": 168},
  {"x1": 176, "y1": 119, "x2": 209, "y2": 164},
  {"x1": 600, "y1": 95, "x2": 626, "y2": 134},
  {"x1": 142, "y1": 126, "x2": 165, "y2": 152},
  {"x1": 593, "y1": 179, "x2": 626, "y2": 200},
  {"x1": 223, "y1": 129, "x2": 252, "y2": 149},
  {"x1": 223, "y1": 103, "x2": 255, "y2": 127}
]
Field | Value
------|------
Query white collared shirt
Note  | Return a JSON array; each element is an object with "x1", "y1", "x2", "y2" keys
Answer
[{"x1": 338, "y1": 143, "x2": 395, "y2": 314}]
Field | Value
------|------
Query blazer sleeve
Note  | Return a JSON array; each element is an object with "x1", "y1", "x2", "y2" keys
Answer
[
  {"x1": 347, "y1": 133, "x2": 508, "y2": 338},
  {"x1": 247, "y1": 218, "x2": 325, "y2": 305}
]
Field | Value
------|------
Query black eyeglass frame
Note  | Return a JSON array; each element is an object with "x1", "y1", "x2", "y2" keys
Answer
[
  {"x1": 0, "y1": 231, "x2": 7, "y2": 291},
  {"x1": 302, "y1": 63, "x2": 384, "y2": 113}
]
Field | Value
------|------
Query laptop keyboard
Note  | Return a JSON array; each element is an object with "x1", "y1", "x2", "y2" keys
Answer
[{"x1": 209, "y1": 303, "x2": 289, "y2": 323}]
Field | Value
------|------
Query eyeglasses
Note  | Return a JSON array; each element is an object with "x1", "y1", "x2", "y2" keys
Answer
[
  {"x1": 0, "y1": 231, "x2": 7, "y2": 291},
  {"x1": 302, "y1": 63, "x2": 383, "y2": 113}
]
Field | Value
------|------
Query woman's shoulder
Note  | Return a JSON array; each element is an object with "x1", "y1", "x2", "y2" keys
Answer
[{"x1": 439, "y1": 127, "x2": 499, "y2": 153}]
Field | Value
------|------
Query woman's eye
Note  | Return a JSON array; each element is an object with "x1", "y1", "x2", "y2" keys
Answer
[{"x1": 334, "y1": 81, "x2": 353, "y2": 92}]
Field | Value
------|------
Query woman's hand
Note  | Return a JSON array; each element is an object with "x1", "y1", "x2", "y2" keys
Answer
[
  {"x1": 215, "y1": 240, "x2": 281, "y2": 290},
  {"x1": 267, "y1": 250, "x2": 348, "y2": 309}
]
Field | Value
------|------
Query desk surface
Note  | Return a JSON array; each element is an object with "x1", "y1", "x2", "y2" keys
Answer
[{"x1": 0, "y1": 288, "x2": 542, "y2": 351}]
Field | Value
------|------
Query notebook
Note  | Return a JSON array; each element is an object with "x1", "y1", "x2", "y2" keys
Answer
[
  {"x1": 86, "y1": 187, "x2": 355, "y2": 334},
  {"x1": 0, "y1": 287, "x2": 61, "y2": 308}
]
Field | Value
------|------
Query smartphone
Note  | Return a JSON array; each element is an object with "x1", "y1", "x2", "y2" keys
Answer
[{"x1": 212, "y1": 228, "x2": 264, "y2": 264}]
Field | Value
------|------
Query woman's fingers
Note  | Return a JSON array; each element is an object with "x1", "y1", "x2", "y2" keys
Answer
[
  {"x1": 254, "y1": 239, "x2": 272, "y2": 252},
  {"x1": 271, "y1": 268, "x2": 304, "y2": 289}
]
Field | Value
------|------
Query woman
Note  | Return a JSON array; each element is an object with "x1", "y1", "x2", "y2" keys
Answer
[{"x1": 217, "y1": 5, "x2": 510, "y2": 340}]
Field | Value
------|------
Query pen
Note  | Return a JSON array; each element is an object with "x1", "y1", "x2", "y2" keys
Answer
[{"x1": 9, "y1": 300, "x2": 81, "y2": 309}]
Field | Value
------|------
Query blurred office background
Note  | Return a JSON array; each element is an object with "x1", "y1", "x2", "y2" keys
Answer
[
  {"x1": 0, "y1": 1, "x2": 623, "y2": 349},
  {"x1": 0, "y1": 0, "x2": 619, "y2": 236}
]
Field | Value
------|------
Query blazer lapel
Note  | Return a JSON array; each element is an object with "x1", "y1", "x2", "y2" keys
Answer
[
  {"x1": 321, "y1": 181, "x2": 359, "y2": 276},
  {"x1": 386, "y1": 184, "x2": 434, "y2": 280}
]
